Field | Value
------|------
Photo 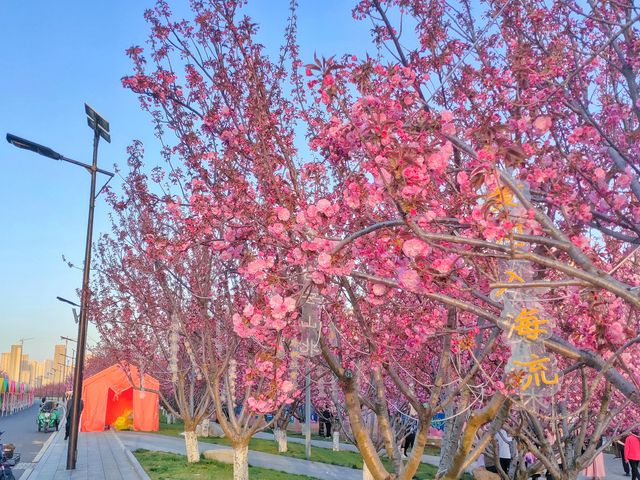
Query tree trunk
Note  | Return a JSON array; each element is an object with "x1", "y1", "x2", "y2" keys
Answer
[
  {"x1": 275, "y1": 429, "x2": 288, "y2": 453},
  {"x1": 438, "y1": 405, "x2": 456, "y2": 476},
  {"x1": 233, "y1": 444, "x2": 249, "y2": 480},
  {"x1": 438, "y1": 391, "x2": 470, "y2": 477},
  {"x1": 184, "y1": 430, "x2": 200, "y2": 463},
  {"x1": 442, "y1": 394, "x2": 508, "y2": 480},
  {"x1": 333, "y1": 431, "x2": 340, "y2": 451},
  {"x1": 344, "y1": 386, "x2": 390, "y2": 479},
  {"x1": 363, "y1": 461, "x2": 375, "y2": 480}
]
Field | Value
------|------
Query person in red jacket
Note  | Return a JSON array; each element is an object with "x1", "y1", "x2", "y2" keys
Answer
[{"x1": 625, "y1": 432, "x2": 640, "y2": 479}]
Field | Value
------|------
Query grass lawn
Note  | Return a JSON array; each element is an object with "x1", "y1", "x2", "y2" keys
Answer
[
  {"x1": 267, "y1": 429, "x2": 441, "y2": 456},
  {"x1": 157, "y1": 422, "x2": 449, "y2": 479},
  {"x1": 133, "y1": 449, "x2": 316, "y2": 480}
]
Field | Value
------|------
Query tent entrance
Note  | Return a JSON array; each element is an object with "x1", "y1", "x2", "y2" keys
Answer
[{"x1": 105, "y1": 387, "x2": 133, "y2": 428}]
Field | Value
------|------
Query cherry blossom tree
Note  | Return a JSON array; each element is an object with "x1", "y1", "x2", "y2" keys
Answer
[
  {"x1": 93, "y1": 144, "x2": 304, "y2": 477},
  {"x1": 92, "y1": 149, "x2": 212, "y2": 462},
  {"x1": 116, "y1": 0, "x2": 640, "y2": 479}
]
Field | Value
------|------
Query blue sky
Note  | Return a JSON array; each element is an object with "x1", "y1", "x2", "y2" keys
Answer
[{"x1": 0, "y1": 1, "x2": 375, "y2": 361}]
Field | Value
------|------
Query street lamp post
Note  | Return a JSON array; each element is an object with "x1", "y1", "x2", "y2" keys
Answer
[
  {"x1": 57, "y1": 362, "x2": 67, "y2": 397},
  {"x1": 6, "y1": 104, "x2": 113, "y2": 470},
  {"x1": 61, "y1": 352, "x2": 76, "y2": 393},
  {"x1": 299, "y1": 284, "x2": 321, "y2": 460},
  {"x1": 59, "y1": 333, "x2": 78, "y2": 393}
]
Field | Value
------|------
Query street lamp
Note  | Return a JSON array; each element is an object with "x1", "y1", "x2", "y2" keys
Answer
[
  {"x1": 57, "y1": 297, "x2": 80, "y2": 323},
  {"x1": 56, "y1": 297, "x2": 80, "y2": 308},
  {"x1": 7, "y1": 134, "x2": 114, "y2": 178},
  {"x1": 6, "y1": 104, "x2": 114, "y2": 470}
]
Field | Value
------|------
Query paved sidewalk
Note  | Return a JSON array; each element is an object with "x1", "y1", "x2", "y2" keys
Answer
[
  {"x1": 117, "y1": 430, "x2": 362, "y2": 480},
  {"x1": 22, "y1": 429, "x2": 148, "y2": 480},
  {"x1": 577, "y1": 452, "x2": 628, "y2": 480},
  {"x1": 254, "y1": 431, "x2": 441, "y2": 466}
]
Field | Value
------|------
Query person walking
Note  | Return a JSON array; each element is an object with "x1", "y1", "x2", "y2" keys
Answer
[
  {"x1": 497, "y1": 428, "x2": 513, "y2": 475},
  {"x1": 582, "y1": 438, "x2": 606, "y2": 480},
  {"x1": 64, "y1": 396, "x2": 84, "y2": 440},
  {"x1": 618, "y1": 436, "x2": 631, "y2": 476},
  {"x1": 321, "y1": 409, "x2": 333, "y2": 437},
  {"x1": 625, "y1": 432, "x2": 640, "y2": 480},
  {"x1": 483, "y1": 438, "x2": 499, "y2": 473},
  {"x1": 402, "y1": 419, "x2": 417, "y2": 458}
]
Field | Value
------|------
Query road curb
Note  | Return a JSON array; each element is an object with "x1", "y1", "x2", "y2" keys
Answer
[
  {"x1": 110, "y1": 430, "x2": 151, "y2": 480},
  {"x1": 20, "y1": 425, "x2": 61, "y2": 479}
]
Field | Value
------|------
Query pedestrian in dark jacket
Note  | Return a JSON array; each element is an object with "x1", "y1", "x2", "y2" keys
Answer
[
  {"x1": 617, "y1": 436, "x2": 631, "y2": 476},
  {"x1": 65, "y1": 396, "x2": 84, "y2": 440}
]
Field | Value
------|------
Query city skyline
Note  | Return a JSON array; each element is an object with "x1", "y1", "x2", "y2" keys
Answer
[{"x1": 0, "y1": 342, "x2": 75, "y2": 388}]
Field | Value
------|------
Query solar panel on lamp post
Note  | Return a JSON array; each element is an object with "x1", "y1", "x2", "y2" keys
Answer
[{"x1": 6, "y1": 104, "x2": 114, "y2": 470}]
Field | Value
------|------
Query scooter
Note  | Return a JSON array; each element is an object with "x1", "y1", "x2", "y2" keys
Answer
[{"x1": 0, "y1": 431, "x2": 19, "y2": 480}]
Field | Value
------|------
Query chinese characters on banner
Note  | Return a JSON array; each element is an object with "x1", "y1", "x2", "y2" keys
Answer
[{"x1": 487, "y1": 174, "x2": 561, "y2": 406}]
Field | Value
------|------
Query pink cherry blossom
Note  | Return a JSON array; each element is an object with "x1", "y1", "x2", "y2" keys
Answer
[
  {"x1": 318, "y1": 252, "x2": 332, "y2": 269},
  {"x1": 372, "y1": 284, "x2": 387, "y2": 296},
  {"x1": 276, "y1": 206, "x2": 291, "y2": 221},
  {"x1": 316, "y1": 198, "x2": 332, "y2": 214},
  {"x1": 269, "y1": 294, "x2": 296, "y2": 319},
  {"x1": 398, "y1": 269, "x2": 421, "y2": 292},
  {"x1": 533, "y1": 115, "x2": 552, "y2": 133},
  {"x1": 402, "y1": 238, "x2": 427, "y2": 257}
]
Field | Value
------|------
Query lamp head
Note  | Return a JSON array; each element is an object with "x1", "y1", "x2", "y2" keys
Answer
[{"x1": 6, "y1": 134, "x2": 63, "y2": 160}]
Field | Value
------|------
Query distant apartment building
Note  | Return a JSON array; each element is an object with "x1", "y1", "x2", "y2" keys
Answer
[
  {"x1": 8, "y1": 344, "x2": 22, "y2": 381},
  {"x1": 0, "y1": 343, "x2": 74, "y2": 387},
  {"x1": 53, "y1": 344, "x2": 66, "y2": 385},
  {"x1": 33, "y1": 360, "x2": 45, "y2": 388},
  {"x1": 19, "y1": 354, "x2": 30, "y2": 384}
]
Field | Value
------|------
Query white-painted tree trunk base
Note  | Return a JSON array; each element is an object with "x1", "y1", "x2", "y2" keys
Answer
[
  {"x1": 184, "y1": 430, "x2": 200, "y2": 463},
  {"x1": 233, "y1": 444, "x2": 249, "y2": 480},
  {"x1": 275, "y1": 429, "x2": 288, "y2": 453},
  {"x1": 332, "y1": 431, "x2": 340, "y2": 451},
  {"x1": 363, "y1": 461, "x2": 375, "y2": 480}
]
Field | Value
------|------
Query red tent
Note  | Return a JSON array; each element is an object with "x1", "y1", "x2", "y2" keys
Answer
[{"x1": 81, "y1": 363, "x2": 159, "y2": 432}]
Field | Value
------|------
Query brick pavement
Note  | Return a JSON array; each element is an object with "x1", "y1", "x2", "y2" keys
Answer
[{"x1": 21, "y1": 429, "x2": 148, "y2": 480}]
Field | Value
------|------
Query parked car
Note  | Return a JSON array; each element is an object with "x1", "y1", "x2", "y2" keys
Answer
[{"x1": 37, "y1": 401, "x2": 60, "y2": 433}]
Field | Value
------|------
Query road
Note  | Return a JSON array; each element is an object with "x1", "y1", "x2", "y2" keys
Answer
[{"x1": 0, "y1": 403, "x2": 57, "y2": 478}]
